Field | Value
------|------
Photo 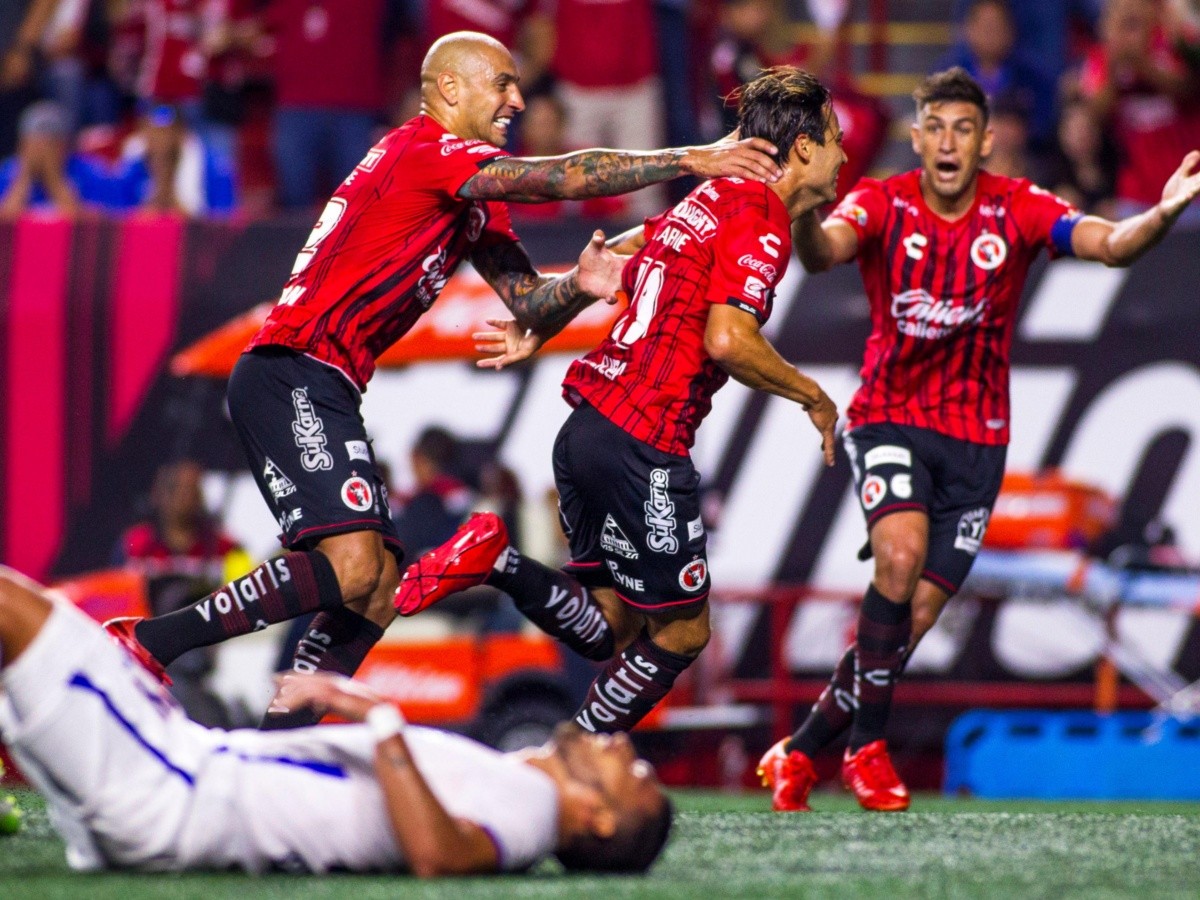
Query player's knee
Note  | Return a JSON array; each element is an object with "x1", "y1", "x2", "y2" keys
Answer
[
  {"x1": 872, "y1": 540, "x2": 924, "y2": 598},
  {"x1": 325, "y1": 542, "x2": 386, "y2": 602},
  {"x1": 648, "y1": 605, "x2": 710, "y2": 658}
]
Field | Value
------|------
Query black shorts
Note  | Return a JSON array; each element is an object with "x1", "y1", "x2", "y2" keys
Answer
[
  {"x1": 844, "y1": 422, "x2": 1006, "y2": 594},
  {"x1": 227, "y1": 348, "x2": 404, "y2": 565},
  {"x1": 553, "y1": 403, "x2": 710, "y2": 613}
]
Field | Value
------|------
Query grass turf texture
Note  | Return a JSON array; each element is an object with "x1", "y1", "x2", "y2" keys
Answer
[{"x1": 2, "y1": 788, "x2": 1199, "y2": 898}]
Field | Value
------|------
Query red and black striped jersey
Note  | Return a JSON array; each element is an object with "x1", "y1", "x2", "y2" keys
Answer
[
  {"x1": 563, "y1": 177, "x2": 791, "y2": 455},
  {"x1": 249, "y1": 115, "x2": 518, "y2": 390},
  {"x1": 830, "y1": 169, "x2": 1081, "y2": 445}
]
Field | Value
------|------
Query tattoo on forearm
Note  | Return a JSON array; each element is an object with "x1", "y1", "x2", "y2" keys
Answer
[
  {"x1": 472, "y1": 241, "x2": 594, "y2": 331},
  {"x1": 461, "y1": 150, "x2": 686, "y2": 202}
]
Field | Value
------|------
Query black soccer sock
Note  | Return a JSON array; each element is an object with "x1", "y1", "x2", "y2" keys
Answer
[
  {"x1": 788, "y1": 645, "x2": 857, "y2": 757},
  {"x1": 260, "y1": 606, "x2": 386, "y2": 730},
  {"x1": 847, "y1": 585, "x2": 911, "y2": 752},
  {"x1": 134, "y1": 551, "x2": 343, "y2": 666},
  {"x1": 573, "y1": 631, "x2": 693, "y2": 733},
  {"x1": 487, "y1": 546, "x2": 615, "y2": 661}
]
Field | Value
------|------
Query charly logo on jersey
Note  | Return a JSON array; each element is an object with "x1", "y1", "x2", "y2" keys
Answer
[
  {"x1": 678, "y1": 558, "x2": 708, "y2": 592},
  {"x1": 891, "y1": 289, "x2": 988, "y2": 339},
  {"x1": 601, "y1": 514, "x2": 639, "y2": 559},
  {"x1": 263, "y1": 457, "x2": 296, "y2": 499},
  {"x1": 861, "y1": 474, "x2": 887, "y2": 509},
  {"x1": 341, "y1": 475, "x2": 373, "y2": 512},
  {"x1": 903, "y1": 232, "x2": 928, "y2": 260},
  {"x1": 644, "y1": 468, "x2": 679, "y2": 553},
  {"x1": 971, "y1": 233, "x2": 1008, "y2": 270},
  {"x1": 954, "y1": 507, "x2": 990, "y2": 554},
  {"x1": 737, "y1": 254, "x2": 778, "y2": 282},
  {"x1": 291, "y1": 388, "x2": 333, "y2": 472}
]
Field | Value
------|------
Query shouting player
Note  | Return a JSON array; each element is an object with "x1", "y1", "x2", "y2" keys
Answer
[
  {"x1": 0, "y1": 569, "x2": 671, "y2": 875},
  {"x1": 759, "y1": 67, "x2": 1200, "y2": 812},
  {"x1": 104, "y1": 31, "x2": 786, "y2": 728},
  {"x1": 393, "y1": 67, "x2": 841, "y2": 735}
]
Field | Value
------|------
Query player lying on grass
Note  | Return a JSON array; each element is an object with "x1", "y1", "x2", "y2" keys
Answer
[
  {"x1": 391, "y1": 66, "x2": 842, "y2": 736},
  {"x1": 0, "y1": 567, "x2": 671, "y2": 875}
]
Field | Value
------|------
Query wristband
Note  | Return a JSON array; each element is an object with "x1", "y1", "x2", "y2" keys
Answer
[{"x1": 366, "y1": 704, "x2": 406, "y2": 742}]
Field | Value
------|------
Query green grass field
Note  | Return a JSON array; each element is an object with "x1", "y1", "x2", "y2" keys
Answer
[{"x1": 3, "y1": 787, "x2": 1199, "y2": 898}]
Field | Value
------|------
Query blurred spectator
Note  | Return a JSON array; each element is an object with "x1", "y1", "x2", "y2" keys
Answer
[
  {"x1": 943, "y1": 0, "x2": 1056, "y2": 151},
  {"x1": 38, "y1": 0, "x2": 123, "y2": 134},
  {"x1": 985, "y1": 97, "x2": 1039, "y2": 180},
  {"x1": 260, "y1": 0, "x2": 404, "y2": 212},
  {"x1": 0, "y1": 0, "x2": 59, "y2": 158},
  {"x1": 1078, "y1": 0, "x2": 1200, "y2": 220},
  {"x1": 709, "y1": 0, "x2": 888, "y2": 199},
  {"x1": 478, "y1": 460, "x2": 523, "y2": 551},
  {"x1": 111, "y1": 101, "x2": 237, "y2": 215},
  {"x1": 0, "y1": 100, "x2": 117, "y2": 217},
  {"x1": 510, "y1": 76, "x2": 571, "y2": 220},
  {"x1": 1044, "y1": 97, "x2": 1119, "y2": 216},
  {"x1": 424, "y1": 0, "x2": 545, "y2": 80},
  {"x1": 115, "y1": 458, "x2": 252, "y2": 726},
  {"x1": 393, "y1": 425, "x2": 474, "y2": 556},
  {"x1": 527, "y1": 0, "x2": 665, "y2": 220}
]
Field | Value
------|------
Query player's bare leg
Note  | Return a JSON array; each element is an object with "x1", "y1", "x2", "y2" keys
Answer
[
  {"x1": 572, "y1": 602, "x2": 708, "y2": 734},
  {"x1": 261, "y1": 530, "x2": 399, "y2": 729},
  {"x1": 0, "y1": 568, "x2": 52, "y2": 669}
]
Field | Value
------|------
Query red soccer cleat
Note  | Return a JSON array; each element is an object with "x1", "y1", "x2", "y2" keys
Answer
[
  {"x1": 757, "y1": 738, "x2": 817, "y2": 812},
  {"x1": 103, "y1": 617, "x2": 172, "y2": 686},
  {"x1": 394, "y1": 512, "x2": 509, "y2": 617},
  {"x1": 841, "y1": 740, "x2": 910, "y2": 811}
]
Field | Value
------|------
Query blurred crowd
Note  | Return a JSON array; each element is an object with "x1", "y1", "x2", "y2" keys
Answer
[{"x1": 2, "y1": 0, "x2": 1199, "y2": 222}]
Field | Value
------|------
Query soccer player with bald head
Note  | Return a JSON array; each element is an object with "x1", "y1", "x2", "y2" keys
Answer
[{"x1": 104, "y1": 31, "x2": 786, "y2": 729}]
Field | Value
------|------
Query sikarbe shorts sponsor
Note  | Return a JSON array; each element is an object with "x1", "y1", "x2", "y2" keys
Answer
[
  {"x1": 554, "y1": 402, "x2": 709, "y2": 612},
  {"x1": 844, "y1": 421, "x2": 1005, "y2": 594},
  {"x1": 228, "y1": 347, "x2": 403, "y2": 565}
]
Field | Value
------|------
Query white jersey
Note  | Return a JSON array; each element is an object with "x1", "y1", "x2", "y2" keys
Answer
[{"x1": 0, "y1": 602, "x2": 559, "y2": 873}]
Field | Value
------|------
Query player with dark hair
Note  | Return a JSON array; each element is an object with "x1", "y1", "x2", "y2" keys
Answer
[
  {"x1": 758, "y1": 66, "x2": 1200, "y2": 812},
  {"x1": 102, "y1": 31, "x2": 786, "y2": 728},
  {"x1": 0, "y1": 568, "x2": 672, "y2": 876},
  {"x1": 392, "y1": 67, "x2": 842, "y2": 735}
]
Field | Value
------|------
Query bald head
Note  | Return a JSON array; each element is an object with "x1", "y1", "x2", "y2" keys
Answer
[{"x1": 419, "y1": 31, "x2": 524, "y2": 145}]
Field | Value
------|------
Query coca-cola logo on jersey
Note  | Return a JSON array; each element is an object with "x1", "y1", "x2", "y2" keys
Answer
[
  {"x1": 891, "y1": 289, "x2": 988, "y2": 339},
  {"x1": 737, "y1": 254, "x2": 778, "y2": 282}
]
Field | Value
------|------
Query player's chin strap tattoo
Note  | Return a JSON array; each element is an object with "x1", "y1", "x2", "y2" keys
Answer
[
  {"x1": 461, "y1": 149, "x2": 690, "y2": 203},
  {"x1": 471, "y1": 240, "x2": 598, "y2": 337}
]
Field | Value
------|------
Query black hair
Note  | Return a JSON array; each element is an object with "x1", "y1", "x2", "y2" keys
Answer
[
  {"x1": 913, "y1": 67, "x2": 990, "y2": 124},
  {"x1": 555, "y1": 795, "x2": 674, "y2": 874},
  {"x1": 736, "y1": 66, "x2": 832, "y2": 160},
  {"x1": 412, "y1": 426, "x2": 458, "y2": 469}
]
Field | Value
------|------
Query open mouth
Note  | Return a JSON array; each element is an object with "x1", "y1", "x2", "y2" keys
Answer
[{"x1": 935, "y1": 160, "x2": 960, "y2": 177}]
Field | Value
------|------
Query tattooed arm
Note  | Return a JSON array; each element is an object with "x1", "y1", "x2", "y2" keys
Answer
[
  {"x1": 459, "y1": 137, "x2": 782, "y2": 203},
  {"x1": 471, "y1": 231, "x2": 627, "y2": 369}
]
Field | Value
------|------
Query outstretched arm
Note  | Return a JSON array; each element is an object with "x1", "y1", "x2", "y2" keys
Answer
[
  {"x1": 704, "y1": 304, "x2": 838, "y2": 465},
  {"x1": 277, "y1": 674, "x2": 500, "y2": 877},
  {"x1": 471, "y1": 231, "x2": 626, "y2": 368},
  {"x1": 1070, "y1": 150, "x2": 1200, "y2": 266},
  {"x1": 459, "y1": 136, "x2": 782, "y2": 202}
]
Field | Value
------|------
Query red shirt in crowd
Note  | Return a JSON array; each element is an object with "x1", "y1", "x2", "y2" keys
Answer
[
  {"x1": 265, "y1": 0, "x2": 387, "y2": 111},
  {"x1": 119, "y1": 521, "x2": 241, "y2": 582},
  {"x1": 1079, "y1": 31, "x2": 1200, "y2": 206},
  {"x1": 829, "y1": 170, "x2": 1081, "y2": 446},
  {"x1": 425, "y1": 0, "x2": 533, "y2": 51},
  {"x1": 563, "y1": 177, "x2": 790, "y2": 455},
  {"x1": 546, "y1": 0, "x2": 657, "y2": 88},
  {"x1": 249, "y1": 115, "x2": 517, "y2": 389}
]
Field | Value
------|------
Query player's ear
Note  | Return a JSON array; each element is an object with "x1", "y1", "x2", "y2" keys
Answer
[
  {"x1": 437, "y1": 72, "x2": 459, "y2": 106},
  {"x1": 793, "y1": 133, "x2": 810, "y2": 166},
  {"x1": 910, "y1": 121, "x2": 921, "y2": 156},
  {"x1": 590, "y1": 803, "x2": 618, "y2": 840},
  {"x1": 980, "y1": 124, "x2": 995, "y2": 160}
]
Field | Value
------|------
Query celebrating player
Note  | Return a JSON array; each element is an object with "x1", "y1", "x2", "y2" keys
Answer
[
  {"x1": 759, "y1": 67, "x2": 1200, "y2": 813},
  {"x1": 103, "y1": 31, "x2": 786, "y2": 728},
  {"x1": 0, "y1": 568, "x2": 671, "y2": 875},
  {"x1": 392, "y1": 67, "x2": 841, "y2": 735}
]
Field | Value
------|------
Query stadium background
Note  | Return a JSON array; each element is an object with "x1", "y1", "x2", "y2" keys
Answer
[{"x1": 3, "y1": 0, "x2": 1200, "y2": 791}]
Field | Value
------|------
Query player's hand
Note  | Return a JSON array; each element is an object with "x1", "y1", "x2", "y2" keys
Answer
[
  {"x1": 1159, "y1": 150, "x2": 1200, "y2": 217},
  {"x1": 474, "y1": 317, "x2": 543, "y2": 370},
  {"x1": 804, "y1": 391, "x2": 839, "y2": 466},
  {"x1": 273, "y1": 672, "x2": 386, "y2": 722},
  {"x1": 576, "y1": 229, "x2": 627, "y2": 303},
  {"x1": 681, "y1": 135, "x2": 783, "y2": 183}
]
